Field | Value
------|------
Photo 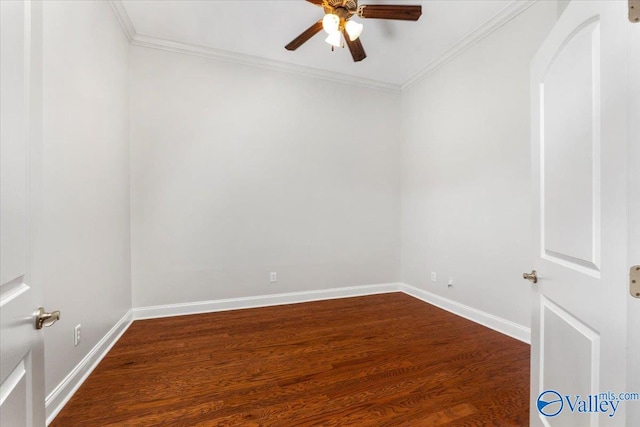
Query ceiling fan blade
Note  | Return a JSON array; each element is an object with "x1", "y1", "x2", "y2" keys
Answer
[
  {"x1": 305, "y1": 0, "x2": 324, "y2": 5},
  {"x1": 359, "y1": 4, "x2": 422, "y2": 21},
  {"x1": 342, "y1": 30, "x2": 366, "y2": 62},
  {"x1": 285, "y1": 20, "x2": 324, "y2": 51}
]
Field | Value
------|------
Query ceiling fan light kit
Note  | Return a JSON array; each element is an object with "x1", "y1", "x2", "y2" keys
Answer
[
  {"x1": 322, "y1": 13, "x2": 340, "y2": 33},
  {"x1": 325, "y1": 31, "x2": 342, "y2": 48},
  {"x1": 345, "y1": 20, "x2": 363, "y2": 41},
  {"x1": 285, "y1": 0, "x2": 422, "y2": 62}
]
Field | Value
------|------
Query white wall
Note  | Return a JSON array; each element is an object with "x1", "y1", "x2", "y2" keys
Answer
[
  {"x1": 400, "y1": 1, "x2": 557, "y2": 328},
  {"x1": 130, "y1": 47, "x2": 401, "y2": 307},
  {"x1": 627, "y1": 17, "x2": 640, "y2": 426},
  {"x1": 35, "y1": 0, "x2": 640, "y2": 423},
  {"x1": 41, "y1": 0, "x2": 131, "y2": 401}
]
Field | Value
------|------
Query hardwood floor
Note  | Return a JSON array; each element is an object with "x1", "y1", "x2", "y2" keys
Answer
[{"x1": 51, "y1": 293, "x2": 530, "y2": 426}]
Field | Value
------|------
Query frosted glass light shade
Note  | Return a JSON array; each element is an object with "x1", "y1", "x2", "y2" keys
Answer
[
  {"x1": 325, "y1": 31, "x2": 342, "y2": 47},
  {"x1": 345, "y1": 20, "x2": 363, "y2": 41},
  {"x1": 322, "y1": 14, "x2": 340, "y2": 34}
]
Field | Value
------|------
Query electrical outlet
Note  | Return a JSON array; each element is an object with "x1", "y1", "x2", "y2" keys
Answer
[
  {"x1": 270, "y1": 272, "x2": 277, "y2": 283},
  {"x1": 431, "y1": 272, "x2": 437, "y2": 282},
  {"x1": 448, "y1": 277, "x2": 454, "y2": 287},
  {"x1": 74, "y1": 324, "x2": 81, "y2": 346}
]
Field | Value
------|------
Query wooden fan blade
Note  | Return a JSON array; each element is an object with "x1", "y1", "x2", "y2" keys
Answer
[
  {"x1": 285, "y1": 20, "x2": 323, "y2": 51},
  {"x1": 305, "y1": 0, "x2": 324, "y2": 5},
  {"x1": 342, "y1": 30, "x2": 366, "y2": 62},
  {"x1": 359, "y1": 4, "x2": 422, "y2": 20}
]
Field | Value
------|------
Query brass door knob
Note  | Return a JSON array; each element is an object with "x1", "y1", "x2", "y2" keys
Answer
[
  {"x1": 35, "y1": 307, "x2": 60, "y2": 330},
  {"x1": 523, "y1": 270, "x2": 538, "y2": 284}
]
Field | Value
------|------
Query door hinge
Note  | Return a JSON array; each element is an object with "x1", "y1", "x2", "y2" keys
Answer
[
  {"x1": 631, "y1": 266, "x2": 640, "y2": 298},
  {"x1": 631, "y1": 0, "x2": 640, "y2": 23}
]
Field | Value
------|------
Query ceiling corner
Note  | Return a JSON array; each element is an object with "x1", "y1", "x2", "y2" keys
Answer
[
  {"x1": 107, "y1": 0, "x2": 136, "y2": 43},
  {"x1": 400, "y1": 0, "x2": 539, "y2": 92}
]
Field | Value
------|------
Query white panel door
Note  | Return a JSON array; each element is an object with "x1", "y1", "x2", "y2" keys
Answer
[
  {"x1": 0, "y1": 1, "x2": 45, "y2": 426},
  {"x1": 530, "y1": 1, "x2": 629, "y2": 426}
]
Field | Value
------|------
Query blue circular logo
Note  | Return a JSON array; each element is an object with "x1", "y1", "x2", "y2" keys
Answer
[{"x1": 537, "y1": 390, "x2": 563, "y2": 417}]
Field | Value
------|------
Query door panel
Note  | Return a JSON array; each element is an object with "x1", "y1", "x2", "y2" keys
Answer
[
  {"x1": 531, "y1": 1, "x2": 628, "y2": 426},
  {"x1": 0, "y1": 0, "x2": 28, "y2": 287},
  {"x1": 0, "y1": 1, "x2": 44, "y2": 426},
  {"x1": 542, "y1": 20, "x2": 600, "y2": 274},
  {"x1": 0, "y1": 359, "x2": 29, "y2": 427},
  {"x1": 540, "y1": 296, "x2": 600, "y2": 426}
]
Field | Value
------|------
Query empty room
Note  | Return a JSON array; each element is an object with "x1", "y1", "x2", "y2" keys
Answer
[{"x1": 1, "y1": 0, "x2": 639, "y2": 425}]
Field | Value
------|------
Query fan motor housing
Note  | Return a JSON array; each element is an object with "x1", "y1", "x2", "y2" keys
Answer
[{"x1": 324, "y1": 0, "x2": 358, "y2": 15}]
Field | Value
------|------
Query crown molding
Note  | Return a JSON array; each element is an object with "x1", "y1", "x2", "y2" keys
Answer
[
  {"x1": 401, "y1": 0, "x2": 539, "y2": 91},
  {"x1": 130, "y1": 33, "x2": 400, "y2": 92},
  {"x1": 107, "y1": 0, "x2": 538, "y2": 93},
  {"x1": 107, "y1": 0, "x2": 397, "y2": 91},
  {"x1": 107, "y1": 0, "x2": 135, "y2": 42}
]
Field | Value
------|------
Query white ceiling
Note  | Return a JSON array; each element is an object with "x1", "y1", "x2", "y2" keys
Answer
[{"x1": 120, "y1": 0, "x2": 519, "y2": 87}]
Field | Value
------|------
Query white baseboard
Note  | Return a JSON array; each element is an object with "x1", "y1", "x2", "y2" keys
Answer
[
  {"x1": 47, "y1": 282, "x2": 529, "y2": 425},
  {"x1": 399, "y1": 283, "x2": 531, "y2": 344},
  {"x1": 132, "y1": 283, "x2": 401, "y2": 320},
  {"x1": 45, "y1": 309, "x2": 133, "y2": 426},
  {"x1": 132, "y1": 282, "x2": 530, "y2": 343}
]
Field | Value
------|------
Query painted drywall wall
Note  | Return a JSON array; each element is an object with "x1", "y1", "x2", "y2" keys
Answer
[
  {"x1": 130, "y1": 46, "x2": 401, "y2": 307},
  {"x1": 400, "y1": 0, "x2": 557, "y2": 328},
  {"x1": 40, "y1": 0, "x2": 131, "y2": 399}
]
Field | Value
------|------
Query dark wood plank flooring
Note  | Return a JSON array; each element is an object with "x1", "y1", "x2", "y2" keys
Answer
[{"x1": 51, "y1": 293, "x2": 530, "y2": 426}]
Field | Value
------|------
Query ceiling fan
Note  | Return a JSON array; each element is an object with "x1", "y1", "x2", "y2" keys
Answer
[{"x1": 285, "y1": 0, "x2": 422, "y2": 62}]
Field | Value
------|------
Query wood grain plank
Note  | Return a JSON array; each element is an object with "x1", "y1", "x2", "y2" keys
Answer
[{"x1": 50, "y1": 293, "x2": 530, "y2": 426}]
